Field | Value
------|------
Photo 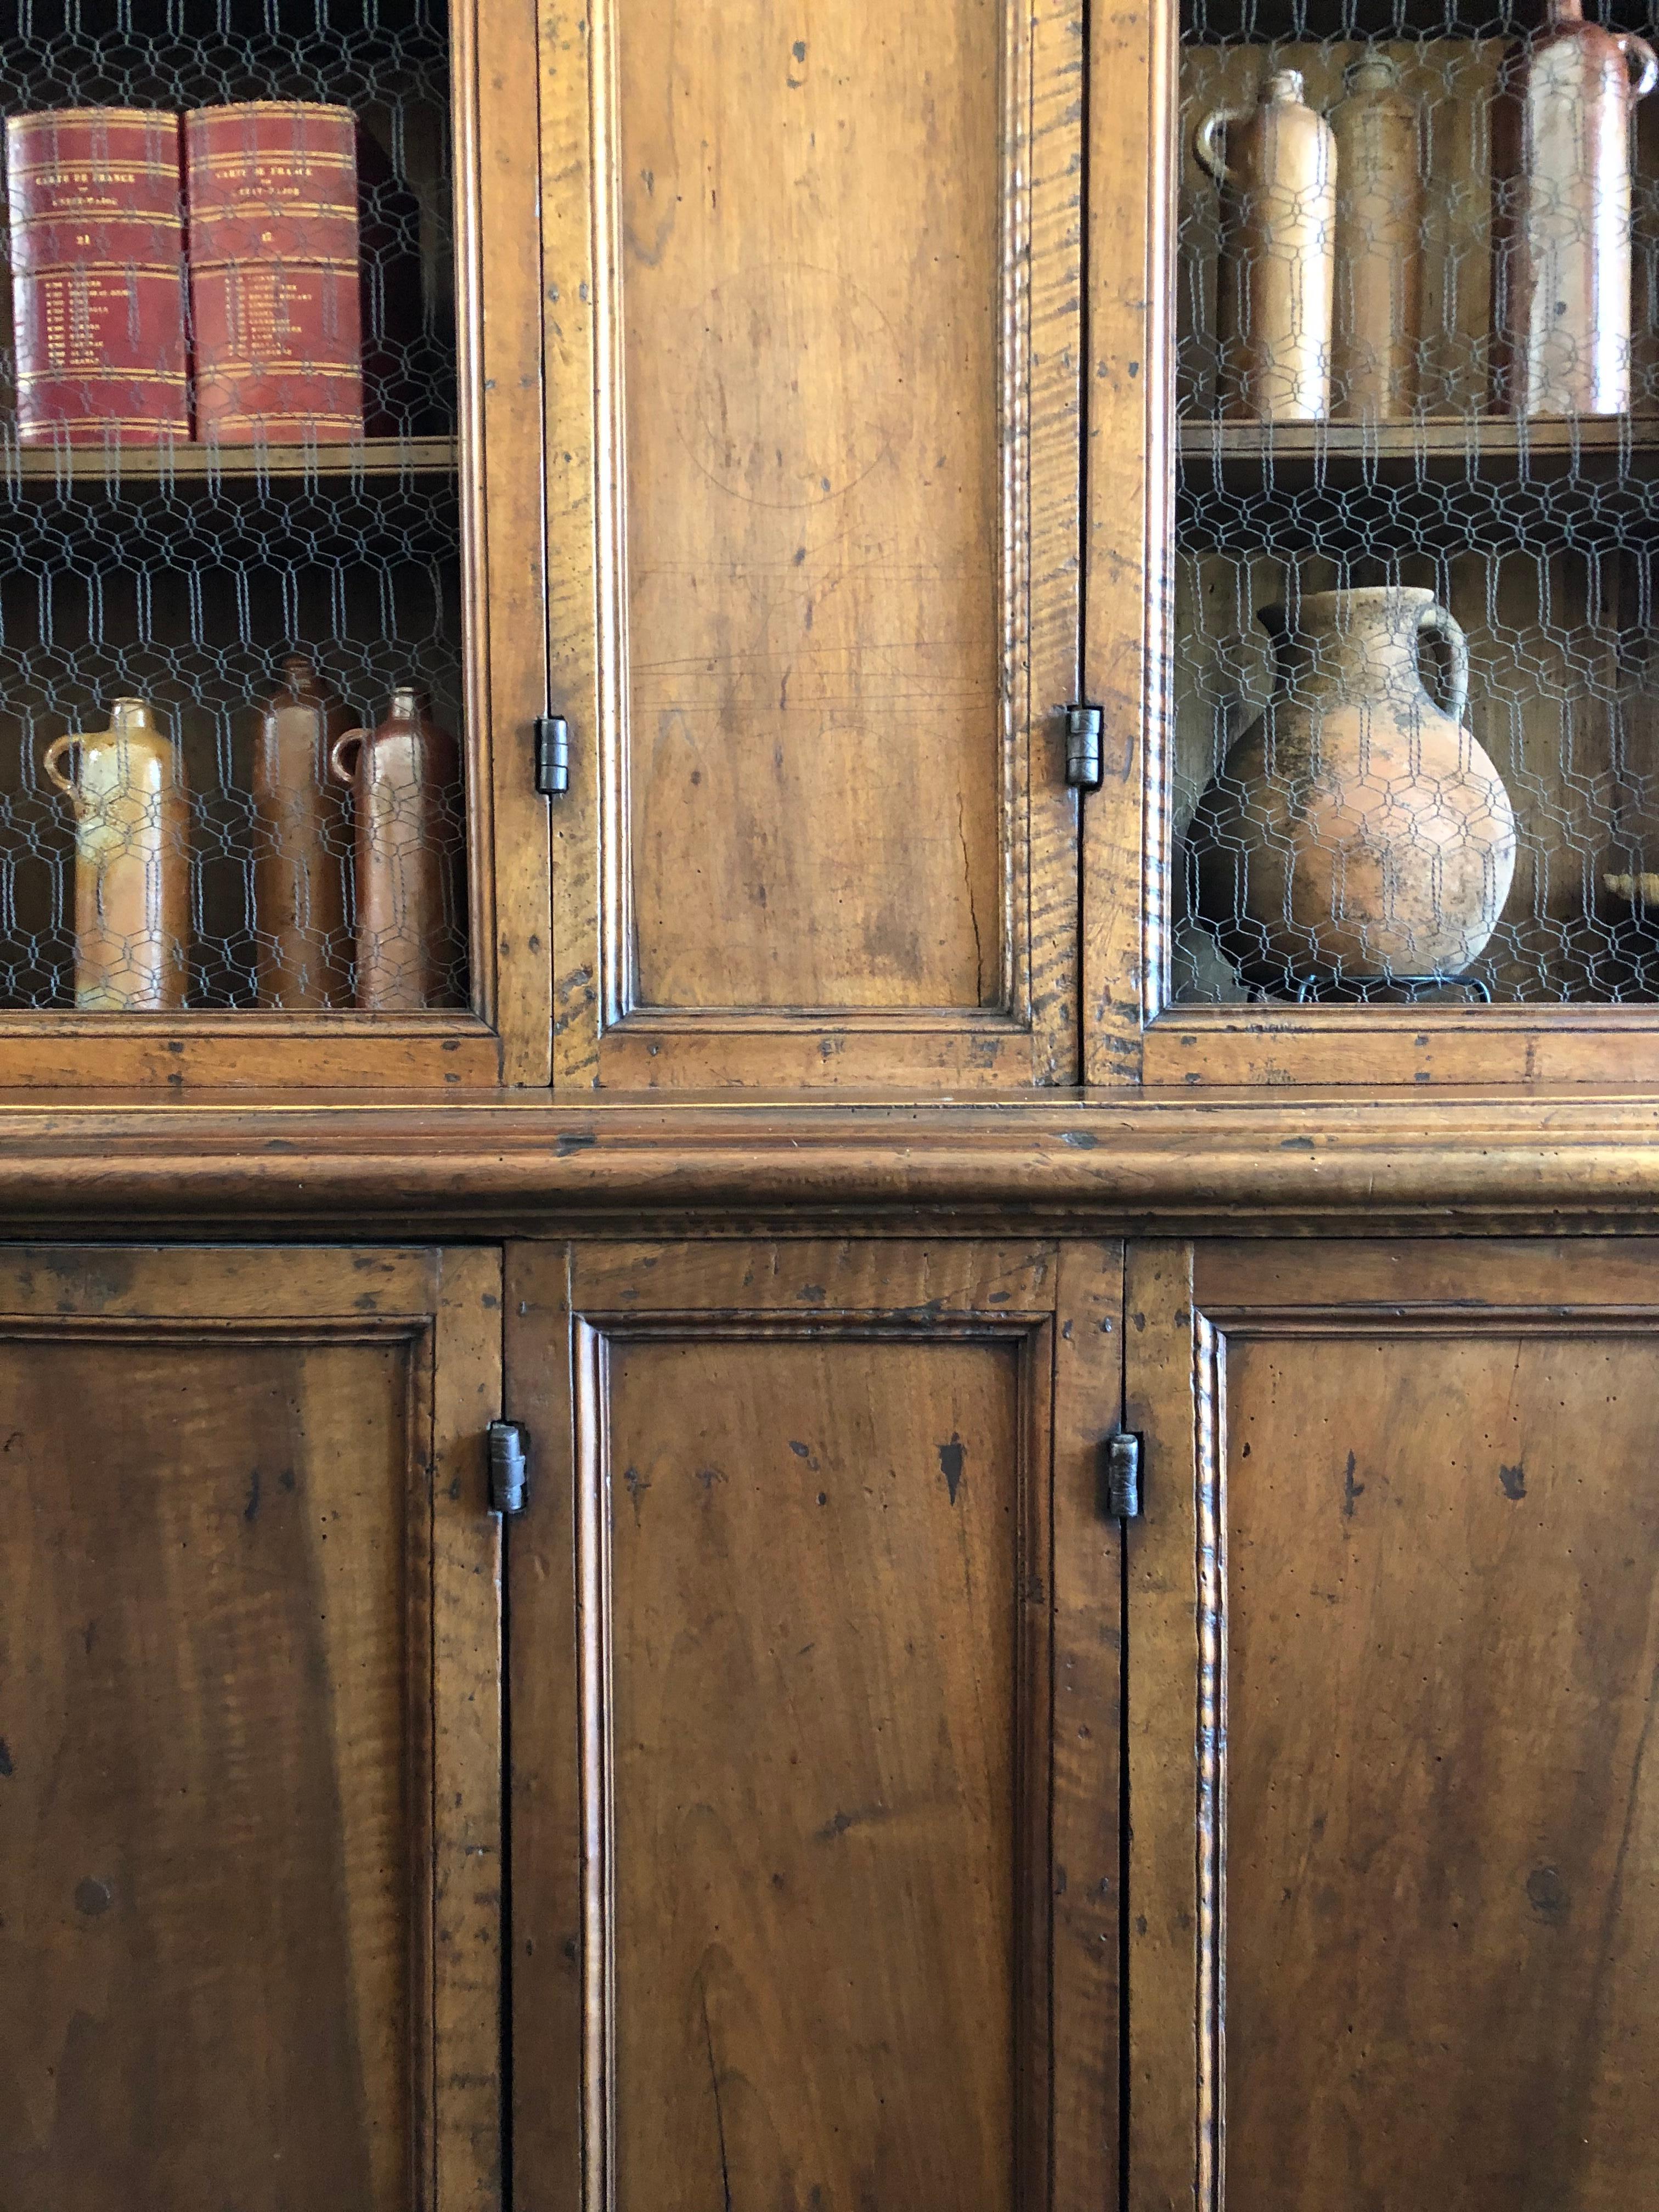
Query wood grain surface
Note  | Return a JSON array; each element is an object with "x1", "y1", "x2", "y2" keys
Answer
[
  {"x1": 545, "y1": 0, "x2": 1084, "y2": 1088},
  {"x1": 0, "y1": 1245, "x2": 503, "y2": 2210},
  {"x1": 1128, "y1": 1238, "x2": 1659, "y2": 2210},
  {"x1": 509, "y1": 1239, "x2": 1121, "y2": 2211}
]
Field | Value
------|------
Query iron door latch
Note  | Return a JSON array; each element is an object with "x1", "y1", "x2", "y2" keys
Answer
[
  {"x1": 1065, "y1": 703, "x2": 1104, "y2": 791},
  {"x1": 1104, "y1": 1430, "x2": 1143, "y2": 1520},
  {"x1": 488, "y1": 1420, "x2": 529, "y2": 1515},
  {"x1": 534, "y1": 715, "x2": 570, "y2": 798}
]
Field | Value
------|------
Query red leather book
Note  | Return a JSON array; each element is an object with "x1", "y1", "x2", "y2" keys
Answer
[
  {"x1": 185, "y1": 102, "x2": 363, "y2": 445},
  {"x1": 5, "y1": 108, "x2": 189, "y2": 445}
]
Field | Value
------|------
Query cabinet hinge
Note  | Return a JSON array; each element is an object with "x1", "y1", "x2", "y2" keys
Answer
[
  {"x1": 1064, "y1": 703, "x2": 1104, "y2": 791},
  {"x1": 534, "y1": 715, "x2": 570, "y2": 798},
  {"x1": 487, "y1": 1419, "x2": 529, "y2": 1515},
  {"x1": 1104, "y1": 1430, "x2": 1142, "y2": 1520}
]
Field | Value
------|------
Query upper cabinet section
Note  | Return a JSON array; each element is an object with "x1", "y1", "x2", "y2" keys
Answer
[
  {"x1": 1086, "y1": 0, "x2": 1659, "y2": 1085},
  {"x1": 545, "y1": 0, "x2": 1086, "y2": 1088},
  {"x1": 0, "y1": 0, "x2": 548, "y2": 1089}
]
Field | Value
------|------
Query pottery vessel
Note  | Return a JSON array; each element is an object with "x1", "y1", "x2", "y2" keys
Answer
[
  {"x1": 1331, "y1": 55, "x2": 1423, "y2": 421},
  {"x1": 43, "y1": 697, "x2": 189, "y2": 1011},
  {"x1": 252, "y1": 656, "x2": 353, "y2": 1009},
  {"x1": 1493, "y1": 0, "x2": 1658, "y2": 417},
  {"x1": 329, "y1": 686, "x2": 463, "y2": 1011},
  {"x1": 1196, "y1": 68, "x2": 1336, "y2": 422},
  {"x1": 1190, "y1": 587, "x2": 1518, "y2": 989}
]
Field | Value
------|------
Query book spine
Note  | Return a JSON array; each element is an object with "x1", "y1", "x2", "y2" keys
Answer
[
  {"x1": 5, "y1": 109, "x2": 189, "y2": 445},
  {"x1": 185, "y1": 103, "x2": 363, "y2": 445}
]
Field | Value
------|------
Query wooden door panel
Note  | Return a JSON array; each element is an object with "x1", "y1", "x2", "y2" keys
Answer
[
  {"x1": 1126, "y1": 1239, "x2": 1659, "y2": 2211},
  {"x1": 0, "y1": 1246, "x2": 503, "y2": 2211},
  {"x1": 508, "y1": 1239, "x2": 1122, "y2": 2211},
  {"x1": 544, "y1": 0, "x2": 1084, "y2": 1087}
]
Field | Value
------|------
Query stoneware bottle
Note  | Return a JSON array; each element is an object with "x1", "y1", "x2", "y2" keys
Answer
[
  {"x1": 1493, "y1": 0, "x2": 1658, "y2": 416},
  {"x1": 1331, "y1": 55, "x2": 1423, "y2": 421},
  {"x1": 1189, "y1": 586, "x2": 1517, "y2": 990},
  {"x1": 329, "y1": 686, "x2": 463, "y2": 1012},
  {"x1": 252, "y1": 655, "x2": 352, "y2": 1009},
  {"x1": 1195, "y1": 67, "x2": 1337, "y2": 422},
  {"x1": 43, "y1": 697, "x2": 190, "y2": 1011}
]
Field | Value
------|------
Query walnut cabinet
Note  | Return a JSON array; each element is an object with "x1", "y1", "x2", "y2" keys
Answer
[
  {"x1": 7, "y1": 0, "x2": 1659, "y2": 2205},
  {"x1": 7, "y1": 1233, "x2": 1659, "y2": 2206},
  {"x1": 8, "y1": 0, "x2": 1659, "y2": 1091}
]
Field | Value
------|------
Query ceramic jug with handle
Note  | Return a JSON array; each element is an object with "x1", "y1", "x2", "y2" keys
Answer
[
  {"x1": 329, "y1": 686, "x2": 463, "y2": 1011},
  {"x1": 1190, "y1": 586, "x2": 1517, "y2": 989},
  {"x1": 1493, "y1": 0, "x2": 1659, "y2": 416},
  {"x1": 1195, "y1": 68, "x2": 1338, "y2": 421},
  {"x1": 43, "y1": 696, "x2": 189, "y2": 1011}
]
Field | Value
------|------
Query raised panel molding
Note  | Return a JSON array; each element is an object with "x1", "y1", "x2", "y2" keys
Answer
[
  {"x1": 0, "y1": 1245, "x2": 503, "y2": 2210},
  {"x1": 544, "y1": 0, "x2": 1084, "y2": 1089},
  {"x1": 508, "y1": 1239, "x2": 1122, "y2": 2211},
  {"x1": 1128, "y1": 1239, "x2": 1659, "y2": 2210}
]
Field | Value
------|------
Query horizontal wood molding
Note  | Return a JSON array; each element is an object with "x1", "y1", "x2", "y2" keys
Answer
[{"x1": 2, "y1": 1094, "x2": 1659, "y2": 1229}]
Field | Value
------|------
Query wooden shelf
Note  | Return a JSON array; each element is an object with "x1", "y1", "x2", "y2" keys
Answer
[
  {"x1": 1178, "y1": 416, "x2": 1659, "y2": 485},
  {"x1": 0, "y1": 436, "x2": 459, "y2": 486}
]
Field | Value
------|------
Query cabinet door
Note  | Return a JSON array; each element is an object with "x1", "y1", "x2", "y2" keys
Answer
[
  {"x1": 1125, "y1": 1240, "x2": 1659, "y2": 2209},
  {"x1": 543, "y1": 1, "x2": 1085, "y2": 1089},
  {"x1": 0, "y1": 1245, "x2": 503, "y2": 2210},
  {"x1": 508, "y1": 1240, "x2": 1120, "y2": 2208}
]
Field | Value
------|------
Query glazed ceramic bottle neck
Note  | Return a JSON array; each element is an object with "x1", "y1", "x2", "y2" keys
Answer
[
  {"x1": 1545, "y1": 0, "x2": 1587, "y2": 24},
  {"x1": 1344, "y1": 56, "x2": 1401, "y2": 94},
  {"x1": 109, "y1": 697, "x2": 160, "y2": 739}
]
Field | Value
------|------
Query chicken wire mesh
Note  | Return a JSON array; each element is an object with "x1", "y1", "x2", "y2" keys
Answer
[
  {"x1": 0, "y1": 0, "x2": 465, "y2": 1013},
  {"x1": 1175, "y1": 0, "x2": 1659, "y2": 1005}
]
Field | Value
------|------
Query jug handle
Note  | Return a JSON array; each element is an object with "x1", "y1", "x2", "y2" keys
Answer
[
  {"x1": 1418, "y1": 605, "x2": 1470, "y2": 726},
  {"x1": 1618, "y1": 32, "x2": 1659, "y2": 100},
  {"x1": 42, "y1": 733, "x2": 80, "y2": 797},
  {"x1": 329, "y1": 729, "x2": 366, "y2": 787},
  {"x1": 1194, "y1": 104, "x2": 1252, "y2": 186}
]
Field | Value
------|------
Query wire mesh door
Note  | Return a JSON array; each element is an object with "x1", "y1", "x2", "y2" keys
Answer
[
  {"x1": 1175, "y1": 0, "x2": 1659, "y2": 1008},
  {"x1": 0, "y1": 0, "x2": 467, "y2": 1017}
]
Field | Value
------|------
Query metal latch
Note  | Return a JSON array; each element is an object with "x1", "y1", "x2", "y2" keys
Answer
[
  {"x1": 534, "y1": 715, "x2": 570, "y2": 798},
  {"x1": 488, "y1": 1420, "x2": 529, "y2": 1515},
  {"x1": 1065, "y1": 703, "x2": 1104, "y2": 791},
  {"x1": 1104, "y1": 1430, "x2": 1142, "y2": 1520}
]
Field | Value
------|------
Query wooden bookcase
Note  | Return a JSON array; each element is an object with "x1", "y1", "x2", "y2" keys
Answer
[
  {"x1": 1082, "y1": 0, "x2": 1659, "y2": 1085},
  {"x1": 9, "y1": 8, "x2": 1659, "y2": 2212},
  {"x1": 0, "y1": 0, "x2": 549, "y2": 1088}
]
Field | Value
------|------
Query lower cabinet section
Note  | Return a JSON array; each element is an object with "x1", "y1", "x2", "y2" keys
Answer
[
  {"x1": 10, "y1": 1230, "x2": 1659, "y2": 2208},
  {"x1": 507, "y1": 1240, "x2": 1124, "y2": 2212},
  {"x1": 1127, "y1": 1240, "x2": 1659, "y2": 2212},
  {"x1": 0, "y1": 1245, "x2": 504, "y2": 2212}
]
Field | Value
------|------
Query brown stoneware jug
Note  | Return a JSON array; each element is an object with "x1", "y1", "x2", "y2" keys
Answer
[
  {"x1": 1332, "y1": 55, "x2": 1423, "y2": 421},
  {"x1": 1493, "y1": 0, "x2": 1658, "y2": 416},
  {"x1": 329, "y1": 686, "x2": 463, "y2": 1011},
  {"x1": 1195, "y1": 67, "x2": 1337, "y2": 422},
  {"x1": 252, "y1": 655, "x2": 353, "y2": 1009},
  {"x1": 1190, "y1": 586, "x2": 1517, "y2": 990},
  {"x1": 43, "y1": 697, "x2": 189, "y2": 1011}
]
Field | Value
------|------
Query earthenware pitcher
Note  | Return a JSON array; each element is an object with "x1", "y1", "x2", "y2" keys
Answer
[
  {"x1": 43, "y1": 696, "x2": 189, "y2": 1011},
  {"x1": 1190, "y1": 586, "x2": 1518, "y2": 988},
  {"x1": 1195, "y1": 68, "x2": 1337, "y2": 421}
]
